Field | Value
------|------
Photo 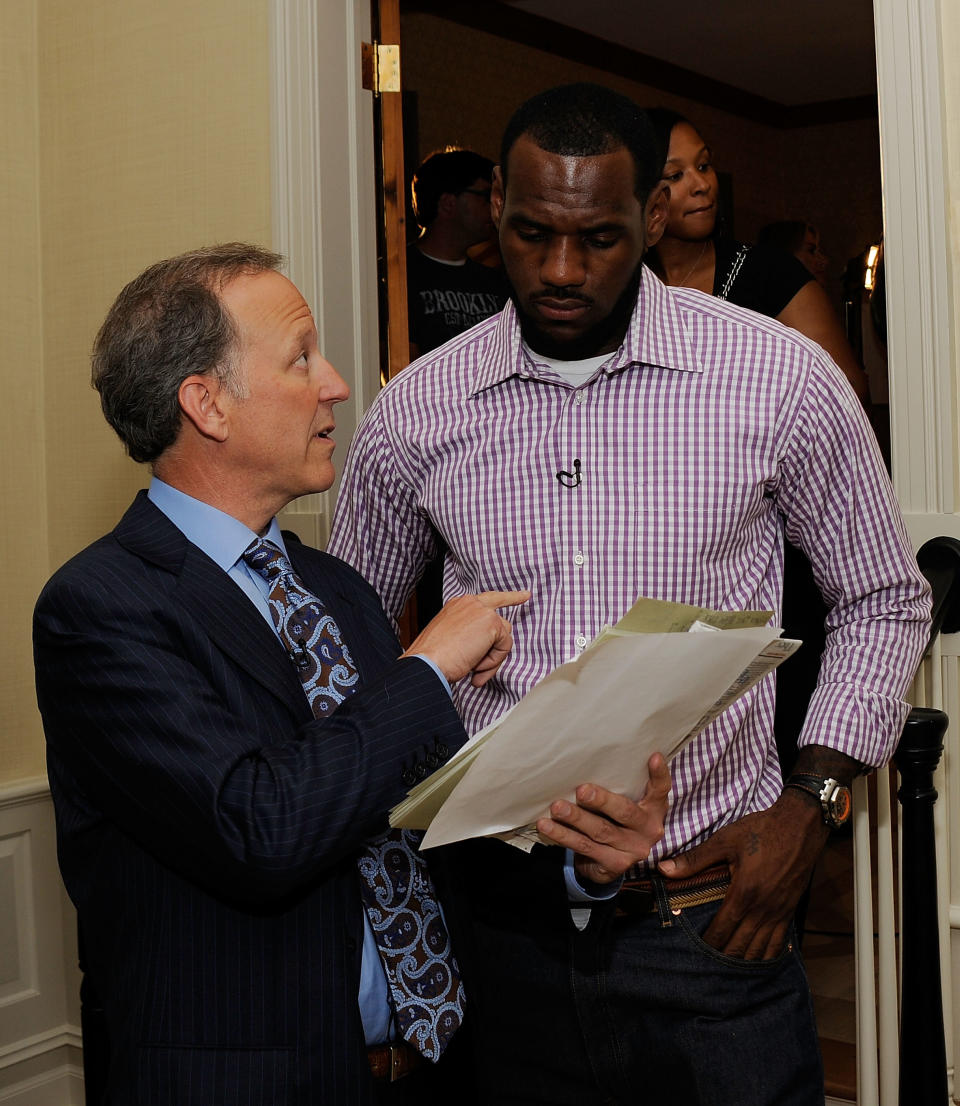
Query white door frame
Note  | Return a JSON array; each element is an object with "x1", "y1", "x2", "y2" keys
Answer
[{"x1": 268, "y1": 0, "x2": 380, "y2": 547}]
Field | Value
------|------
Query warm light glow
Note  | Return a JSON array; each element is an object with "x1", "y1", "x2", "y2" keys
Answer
[{"x1": 864, "y1": 244, "x2": 880, "y2": 291}]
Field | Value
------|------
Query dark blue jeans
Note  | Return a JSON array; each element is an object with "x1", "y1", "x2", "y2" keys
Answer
[{"x1": 464, "y1": 877, "x2": 824, "y2": 1105}]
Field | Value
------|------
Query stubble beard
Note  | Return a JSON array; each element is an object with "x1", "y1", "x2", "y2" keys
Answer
[{"x1": 508, "y1": 262, "x2": 645, "y2": 362}]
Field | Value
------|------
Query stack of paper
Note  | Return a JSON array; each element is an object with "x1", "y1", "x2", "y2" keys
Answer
[{"x1": 390, "y1": 597, "x2": 799, "y2": 851}]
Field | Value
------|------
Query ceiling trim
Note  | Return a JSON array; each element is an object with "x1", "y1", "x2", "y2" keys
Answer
[{"x1": 401, "y1": 0, "x2": 877, "y2": 128}]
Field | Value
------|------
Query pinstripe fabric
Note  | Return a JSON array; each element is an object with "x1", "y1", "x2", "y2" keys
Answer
[
  {"x1": 34, "y1": 492, "x2": 467, "y2": 1104},
  {"x1": 328, "y1": 266, "x2": 931, "y2": 862}
]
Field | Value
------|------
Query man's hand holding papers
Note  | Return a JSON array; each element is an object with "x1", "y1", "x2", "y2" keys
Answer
[{"x1": 537, "y1": 753, "x2": 672, "y2": 883}]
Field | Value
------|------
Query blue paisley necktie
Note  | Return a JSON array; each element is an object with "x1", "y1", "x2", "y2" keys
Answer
[{"x1": 241, "y1": 539, "x2": 464, "y2": 1060}]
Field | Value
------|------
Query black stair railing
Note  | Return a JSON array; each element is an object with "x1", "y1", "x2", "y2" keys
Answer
[
  {"x1": 893, "y1": 535, "x2": 960, "y2": 1106},
  {"x1": 894, "y1": 707, "x2": 948, "y2": 1106}
]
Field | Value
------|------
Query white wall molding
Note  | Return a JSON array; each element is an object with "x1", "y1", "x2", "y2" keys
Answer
[
  {"x1": 0, "y1": 787, "x2": 79, "y2": 1105},
  {"x1": 0, "y1": 1027, "x2": 81, "y2": 1071},
  {"x1": 0, "y1": 1050, "x2": 82, "y2": 1105},
  {"x1": 874, "y1": 0, "x2": 957, "y2": 515},
  {"x1": 0, "y1": 781, "x2": 49, "y2": 812},
  {"x1": 874, "y1": 3, "x2": 958, "y2": 1094},
  {"x1": 269, "y1": 0, "x2": 379, "y2": 546}
]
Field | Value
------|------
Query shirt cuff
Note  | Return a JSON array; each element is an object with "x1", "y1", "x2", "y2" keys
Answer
[
  {"x1": 411, "y1": 654, "x2": 452, "y2": 697},
  {"x1": 562, "y1": 849, "x2": 623, "y2": 902}
]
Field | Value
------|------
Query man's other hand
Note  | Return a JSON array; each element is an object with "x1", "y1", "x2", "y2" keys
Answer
[
  {"x1": 403, "y1": 590, "x2": 530, "y2": 686},
  {"x1": 657, "y1": 789, "x2": 829, "y2": 960},
  {"x1": 536, "y1": 754, "x2": 671, "y2": 884}
]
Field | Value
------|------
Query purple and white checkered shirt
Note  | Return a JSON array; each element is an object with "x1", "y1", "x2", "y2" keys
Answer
[{"x1": 328, "y1": 267, "x2": 931, "y2": 860}]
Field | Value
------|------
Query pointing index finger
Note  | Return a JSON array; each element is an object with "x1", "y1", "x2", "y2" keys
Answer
[{"x1": 475, "y1": 589, "x2": 531, "y2": 610}]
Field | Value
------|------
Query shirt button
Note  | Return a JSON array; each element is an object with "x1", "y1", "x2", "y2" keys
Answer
[
  {"x1": 575, "y1": 391, "x2": 585, "y2": 405},
  {"x1": 575, "y1": 634, "x2": 587, "y2": 650},
  {"x1": 573, "y1": 551, "x2": 585, "y2": 566}
]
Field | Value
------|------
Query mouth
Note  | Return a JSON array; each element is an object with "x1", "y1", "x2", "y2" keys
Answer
[
  {"x1": 531, "y1": 296, "x2": 592, "y2": 322},
  {"x1": 684, "y1": 203, "x2": 715, "y2": 217}
]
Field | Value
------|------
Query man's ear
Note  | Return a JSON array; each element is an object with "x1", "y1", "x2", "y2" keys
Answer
[
  {"x1": 490, "y1": 165, "x2": 505, "y2": 230},
  {"x1": 644, "y1": 182, "x2": 669, "y2": 250},
  {"x1": 178, "y1": 374, "x2": 231, "y2": 443}
]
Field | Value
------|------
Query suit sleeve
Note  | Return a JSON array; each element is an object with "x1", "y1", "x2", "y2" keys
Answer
[{"x1": 34, "y1": 564, "x2": 465, "y2": 904}]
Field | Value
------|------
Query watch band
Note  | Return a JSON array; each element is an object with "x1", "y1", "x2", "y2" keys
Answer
[
  {"x1": 785, "y1": 773, "x2": 829, "y2": 801},
  {"x1": 784, "y1": 774, "x2": 851, "y2": 827}
]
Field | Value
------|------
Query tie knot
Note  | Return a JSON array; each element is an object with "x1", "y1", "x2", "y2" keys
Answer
[{"x1": 241, "y1": 538, "x2": 291, "y2": 582}]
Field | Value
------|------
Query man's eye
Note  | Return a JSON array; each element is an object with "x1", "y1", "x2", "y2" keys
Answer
[
  {"x1": 586, "y1": 237, "x2": 617, "y2": 250},
  {"x1": 516, "y1": 229, "x2": 546, "y2": 242}
]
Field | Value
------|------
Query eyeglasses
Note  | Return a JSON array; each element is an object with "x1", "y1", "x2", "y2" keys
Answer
[{"x1": 459, "y1": 187, "x2": 492, "y2": 202}]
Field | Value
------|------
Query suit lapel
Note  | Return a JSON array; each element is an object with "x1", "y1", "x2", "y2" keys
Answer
[
  {"x1": 176, "y1": 545, "x2": 313, "y2": 717},
  {"x1": 115, "y1": 493, "x2": 312, "y2": 718}
]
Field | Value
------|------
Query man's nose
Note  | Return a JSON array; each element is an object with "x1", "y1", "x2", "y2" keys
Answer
[
  {"x1": 319, "y1": 356, "x2": 351, "y2": 404},
  {"x1": 541, "y1": 238, "x2": 586, "y2": 288}
]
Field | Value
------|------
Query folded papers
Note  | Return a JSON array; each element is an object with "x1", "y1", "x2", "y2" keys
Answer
[{"x1": 390, "y1": 597, "x2": 799, "y2": 851}]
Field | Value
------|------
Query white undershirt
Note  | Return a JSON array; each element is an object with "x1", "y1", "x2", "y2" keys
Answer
[{"x1": 524, "y1": 346, "x2": 612, "y2": 386}]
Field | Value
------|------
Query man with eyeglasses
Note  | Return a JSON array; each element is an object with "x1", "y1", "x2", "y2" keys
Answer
[{"x1": 407, "y1": 148, "x2": 507, "y2": 360}]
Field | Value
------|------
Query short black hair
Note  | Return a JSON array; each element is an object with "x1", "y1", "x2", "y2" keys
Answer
[
  {"x1": 645, "y1": 108, "x2": 693, "y2": 174},
  {"x1": 411, "y1": 148, "x2": 495, "y2": 228},
  {"x1": 499, "y1": 83, "x2": 661, "y2": 202}
]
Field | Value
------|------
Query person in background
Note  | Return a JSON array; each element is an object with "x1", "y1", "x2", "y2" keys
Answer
[
  {"x1": 407, "y1": 151, "x2": 510, "y2": 627},
  {"x1": 645, "y1": 108, "x2": 868, "y2": 402},
  {"x1": 329, "y1": 85, "x2": 930, "y2": 1105},
  {"x1": 407, "y1": 148, "x2": 508, "y2": 360},
  {"x1": 758, "y1": 219, "x2": 830, "y2": 285}
]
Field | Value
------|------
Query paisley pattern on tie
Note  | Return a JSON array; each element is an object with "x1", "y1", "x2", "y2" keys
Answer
[
  {"x1": 242, "y1": 540, "x2": 359, "y2": 714},
  {"x1": 241, "y1": 538, "x2": 464, "y2": 1061},
  {"x1": 357, "y1": 832, "x2": 464, "y2": 1059}
]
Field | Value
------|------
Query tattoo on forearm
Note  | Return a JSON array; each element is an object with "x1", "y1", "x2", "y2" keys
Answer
[{"x1": 747, "y1": 831, "x2": 760, "y2": 856}]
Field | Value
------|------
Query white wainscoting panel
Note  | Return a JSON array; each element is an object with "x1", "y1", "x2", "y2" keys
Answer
[{"x1": 0, "y1": 781, "x2": 81, "y2": 1105}]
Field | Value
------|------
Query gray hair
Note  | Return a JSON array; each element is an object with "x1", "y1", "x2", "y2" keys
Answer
[{"x1": 91, "y1": 242, "x2": 283, "y2": 463}]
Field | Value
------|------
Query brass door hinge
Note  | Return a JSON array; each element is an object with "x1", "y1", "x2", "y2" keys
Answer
[{"x1": 361, "y1": 42, "x2": 400, "y2": 93}]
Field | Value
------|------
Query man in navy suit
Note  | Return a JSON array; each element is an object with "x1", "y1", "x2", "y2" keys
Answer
[{"x1": 34, "y1": 244, "x2": 669, "y2": 1105}]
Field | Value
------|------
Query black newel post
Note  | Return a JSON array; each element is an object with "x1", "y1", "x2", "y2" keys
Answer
[{"x1": 894, "y1": 706, "x2": 949, "y2": 1106}]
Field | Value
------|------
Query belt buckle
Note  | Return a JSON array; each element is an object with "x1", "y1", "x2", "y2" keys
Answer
[{"x1": 388, "y1": 1042, "x2": 404, "y2": 1082}]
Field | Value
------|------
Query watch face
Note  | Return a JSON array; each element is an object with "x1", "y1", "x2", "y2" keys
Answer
[{"x1": 826, "y1": 783, "x2": 852, "y2": 826}]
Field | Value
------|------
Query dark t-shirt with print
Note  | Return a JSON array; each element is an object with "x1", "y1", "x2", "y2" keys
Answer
[{"x1": 406, "y1": 246, "x2": 508, "y2": 354}]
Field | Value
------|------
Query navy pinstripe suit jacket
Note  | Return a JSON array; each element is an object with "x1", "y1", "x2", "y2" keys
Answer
[{"x1": 33, "y1": 492, "x2": 467, "y2": 1105}]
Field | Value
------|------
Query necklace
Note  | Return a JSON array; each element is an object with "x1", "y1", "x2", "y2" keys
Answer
[{"x1": 673, "y1": 240, "x2": 708, "y2": 288}]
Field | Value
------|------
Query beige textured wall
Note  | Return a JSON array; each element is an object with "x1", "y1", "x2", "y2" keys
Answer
[
  {"x1": 1, "y1": 2, "x2": 48, "y2": 782},
  {"x1": 400, "y1": 12, "x2": 883, "y2": 301},
  {"x1": 1, "y1": 0, "x2": 272, "y2": 784}
]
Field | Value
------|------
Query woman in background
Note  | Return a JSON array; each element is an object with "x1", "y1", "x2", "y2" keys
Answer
[{"x1": 645, "y1": 108, "x2": 868, "y2": 402}]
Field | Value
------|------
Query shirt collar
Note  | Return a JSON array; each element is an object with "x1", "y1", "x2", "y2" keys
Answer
[
  {"x1": 469, "y1": 265, "x2": 702, "y2": 395},
  {"x1": 147, "y1": 477, "x2": 288, "y2": 571}
]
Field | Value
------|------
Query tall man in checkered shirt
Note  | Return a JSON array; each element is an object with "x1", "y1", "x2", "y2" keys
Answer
[{"x1": 328, "y1": 84, "x2": 930, "y2": 1105}]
